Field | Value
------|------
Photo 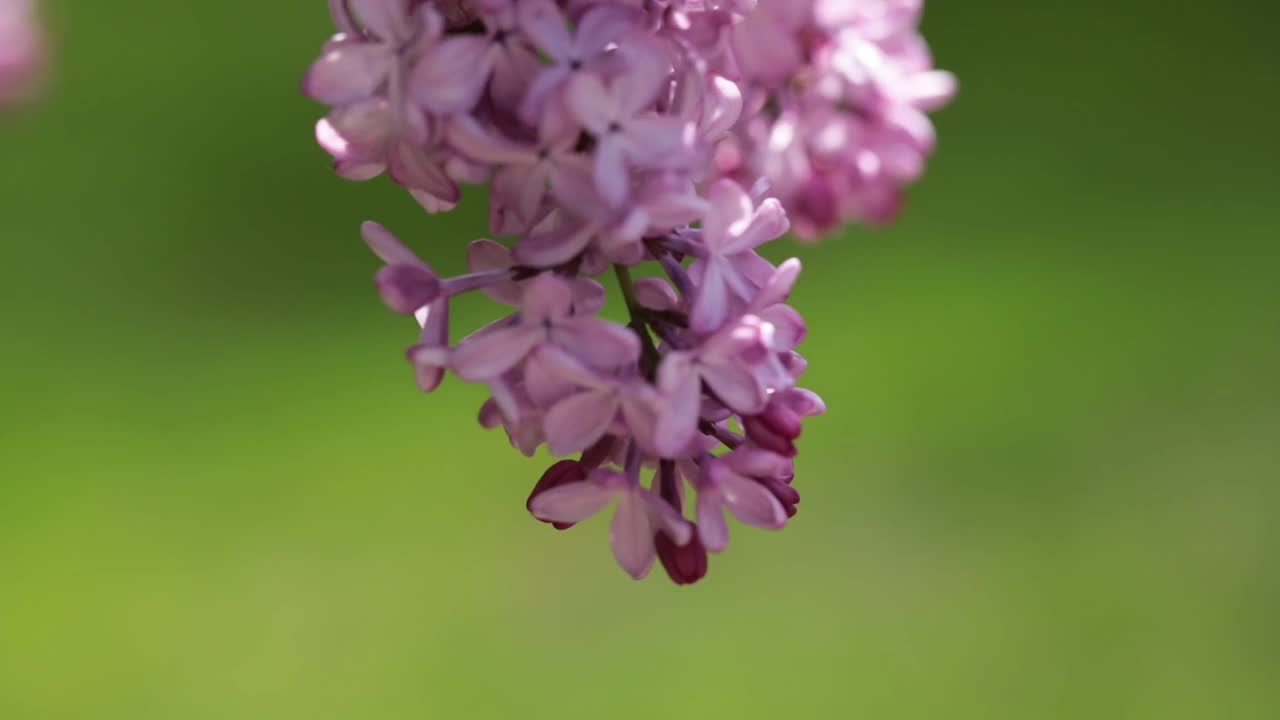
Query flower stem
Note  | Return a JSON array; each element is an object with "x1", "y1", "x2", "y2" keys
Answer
[{"x1": 613, "y1": 263, "x2": 661, "y2": 380}]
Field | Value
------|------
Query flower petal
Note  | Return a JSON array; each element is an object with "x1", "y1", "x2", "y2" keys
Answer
[
  {"x1": 302, "y1": 43, "x2": 392, "y2": 105},
  {"x1": 544, "y1": 389, "x2": 619, "y2": 455},
  {"x1": 593, "y1": 134, "x2": 630, "y2": 208},
  {"x1": 552, "y1": 317, "x2": 639, "y2": 369},
  {"x1": 700, "y1": 360, "x2": 765, "y2": 414},
  {"x1": 575, "y1": 3, "x2": 642, "y2": 56},
  {"x1": 723, "y1": 197, "x2": 789, "y2": 253},
  {"x1": 751, "y1": 257, "x2": 801, "y2": 310},
  {"x1": 361, "y1": 221, "x2": 424, "y2": 267},
  {"x1": 623, "y1": 115, "x2": 688, "y2": 166},
  {"x1": 518, "y1": 0, "x2": 573, "y2": 58},
  {"x1": 760, "y1": 304, "x2": 806, "y2": 351},
  {"x1": 375, "y1": 264, "x2": 441, "y2": 314},
  {"x1": 350, "y1": 0, "x2": 406, "y2": 41},
  {"x1": 521, "y1": 274, "x2": 574, "y2": 323},
  {"x1": 644, "y1": 493, "x2": 692, "y2": 546},
  {"x1": 703, "y1": 179, "x2": 754, "y2": 250},
  {"x1": 451, "y1": 325, "x2": 543, "y2": 381},
  {"x1": 412, "y1": 35, "x2": 495, "y2": 113},
  {"x1": 695, "y1": 492, "x2": 729, "y2": 553},
  {"x1": 615, "y1": 34, "x2": 671, "y2": 115},
  {"x1": 565, "y1": 72, "x2": 617, "y2": 134},
  {"x1": 446, "y1": 114, "x2": 536, "y2": 165},
  {"x1": 512, "y1": 219, "x2": 597, "y2": 268},
  {"x1": 610, "y1": 489, "x2": 656, "y2": 579},
  {"x1": 530, "y1": 479, "x2": 616, "y2": 524},
  {"x1": 387, "y1": 142, "x2": 458, "y2": 200},
  {"x1": 720, "y1": 470, "x2": 787, "y2": 530},
  {"x1": 654, "y1": 355, "x2": 701, "y2": 456},
  {"x1": 688, "y1": 260, "x2": 730, "y2": 333},
  {"x1": 633, "y1": 277, "x2": 679, "y2": 311}
]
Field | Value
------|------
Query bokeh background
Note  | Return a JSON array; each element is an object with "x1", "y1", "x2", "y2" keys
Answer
[{"x1": 2, "y1": 1, "x2": 1278, "y2": 717}]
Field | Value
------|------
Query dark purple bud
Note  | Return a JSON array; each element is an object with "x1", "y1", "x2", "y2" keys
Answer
[
  {"x1": 527, "y1": 460, "x2": 586, "y2": 530},
  {"x1": 375, "y1": 264, "x2": 441, "y2": 315},
  {"x1": 656, "y1": 527, "x2": 708, "y2": 586},
  {"x1": 796, "y1": 174, "x2": 839, "y2": 234},
  {"x1": 743, "y1": 415, "x2": 798, "y2": 457},
  {"x1": 758, "y1": 476, "x2": 800, "y2": 518},
  {"x1": 760, "y1": 399, "x2": 803, "y2": 439}
]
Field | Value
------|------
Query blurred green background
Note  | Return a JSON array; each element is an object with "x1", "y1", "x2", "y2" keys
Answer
[{"x1": 2, "y1": 1, "x2": 1278, "y2": 718}]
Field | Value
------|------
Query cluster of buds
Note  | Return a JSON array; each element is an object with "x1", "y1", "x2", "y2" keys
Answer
[
  {"x1": 0, "y1": 0, "x2": 46, "y2": 109},
  {"x1": 303, "y1": 0, "x2": 952, "y2": 583}
]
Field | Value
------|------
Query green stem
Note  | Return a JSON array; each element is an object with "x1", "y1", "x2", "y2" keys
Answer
[{"x1": 613, "y1": 263, "x2": 661, "y2": 380}]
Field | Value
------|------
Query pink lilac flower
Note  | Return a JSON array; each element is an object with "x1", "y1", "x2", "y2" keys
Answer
[
  {"x1": 303, "y1": 0, "x2": 952, "y2": 584},
  {"x1": 0, "y1": 0, "x2": 46, "y2": 109}
]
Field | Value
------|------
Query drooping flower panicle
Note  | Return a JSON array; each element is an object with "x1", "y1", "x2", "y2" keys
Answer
[
  {"x1": 0, "y1": 0, "x2": 46, "y2": 109},
  {"x1": 304, "y1": 0, "x2": 953, "y2": 584}
]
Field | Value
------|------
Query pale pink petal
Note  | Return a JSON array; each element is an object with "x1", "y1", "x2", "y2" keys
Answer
[
  {"x1": 615, "y1": 34, "x2": 671, "y2": 115},
  {"x1": 412, "y1": 35, "x2": 496, "y2": 113},
  {"x1": 623, "y1": 115, "x2": 687, "y2": 165},
  {"x1": 720, "y1": 471, "x2": 787, "y2": 529},
  {"x1": 574, "y1": 3, "x2": 642, "y2": 56},
  {"x1": 552, "y1": 317, "x2": 640, "y2": 369},
  {"x1": 302, "y1": 43, "x2": 392, "y2": 105},
  {"x1": 513, "y1": 163, "x2": 553, "y2": 229},
  {"x1": 725, "y1": 447, "x2": 791, "y2": 479},
  {"x1": 778, "y1": 387, "x2": 826, "y2": 417},
  {"x1": 489, "y1": 164, "x2": 541, "y2": 236},
  {"x1": 534, "y1": 344, "x2": 609, "y2": 390},
  {"x1": 644, "y1": 493, "x2": 692, "y2": 546},
  {"x1": 548, "y1": 159, "x2": 608, "y2": 221},
  {"x1": 544, "y1": 389, "x2": 619, "y2": 454},
  {"x1": 491, "y1": 44, "x2": 540, "y2": 110},
  {"x1": 565, "y1": 72, "x2": 617, "y2": 134},
  {"x1": 688, "y1": 260, "x2": 730, "y2": 333},
  {"x1": 361, "y1": 221, "x2": 424, "y2": 267},
  {"x1": 466, "y1": 238, "x2": 513, "y2": 273},
  {"x1": 518, "y1": 0, "x2": 573, "y2": 57},
  {"x1": 633, "y1": 277, "x2": 680, "y2": 311},
  {"x1": 350, "y1": 0, "x2": 407, "y2": 40},
  {"x1": 618, "y1": 386, "x2": 662, "y2": 454},
  {"x1": 521, "y1": 275, "x2": 575, "y2": 322},
  {"x1": 760, "y1": 304, "x2": 806, "y2": 351},
  {"x1": 570, "y1": 278, "x2": 606, "y2": 315},
  {"x1": 593, "y1": 135, "x2": 630, "y2": 207},
  {"x1": 519, "y1": 66, "x2": 571, "y2": 125},
  {"x1": 610, "y1": 489, "x2": 656, "y2": 579},
  {"x1": 446, "y1": 115, "x2": 536, "y2": 164},
  {"x1": 523, "y1": 347, "x2": 581, "y2": 407},
  {"x1": 409, "y1": 189, "x2": 459, "y2": 213},
  {"x1": 751, "y1": 257, "x2": 801, "y2": 310},
  {"x1": 333, "y1": 158, "x2": 386, "y2": 181},
  {"x1": 318, "y1": 100, "x2": 393, "y2": 160},
  {"x1": 530, "y1": 480, "x2": 616, "y2": 524},
  {"x1": 695, "y1": 493, "x2": 729, "y2": 552},
  {"x1": 375, "y1": 264, "x2": 441, "y2": 314},
  {"x1": 700, "y1": 74, "x2": 743, "y2": 140},
  {"x1": 723, "y1": 197, "x2": 789, "y2": 253},
  {"x1": 467, "y1": 239, "x2": 522, "y2": 305},
  {"x1": 387, "y1": 142, "x2": 458, "y2": 201},
  {"x1": 703, "y1": 179, "x2": 754, "y2": 250},
  {"x1": 700, "y1": 361, "x2": 765, "y2": 414},
  {"x1": 654, "y1": 358, "x2": 701, "y2": 456},
  {"x1": 451, "y1": 325, "x2": 543, "y2": 381},
  {"x1": 512, "y1": 220, "x2": 597, "y2": 268},
  {"x1": 636, "y1": 186, "x2": 707, "y2": 229}
]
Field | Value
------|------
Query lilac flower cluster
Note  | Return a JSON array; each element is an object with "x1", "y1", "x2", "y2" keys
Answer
[
  {"x1": 0, "y1": 0, "x2": 45, "y2": 109},
  {"x1": 304, "y1": 0, "x2": 952, "y2": 583}
]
